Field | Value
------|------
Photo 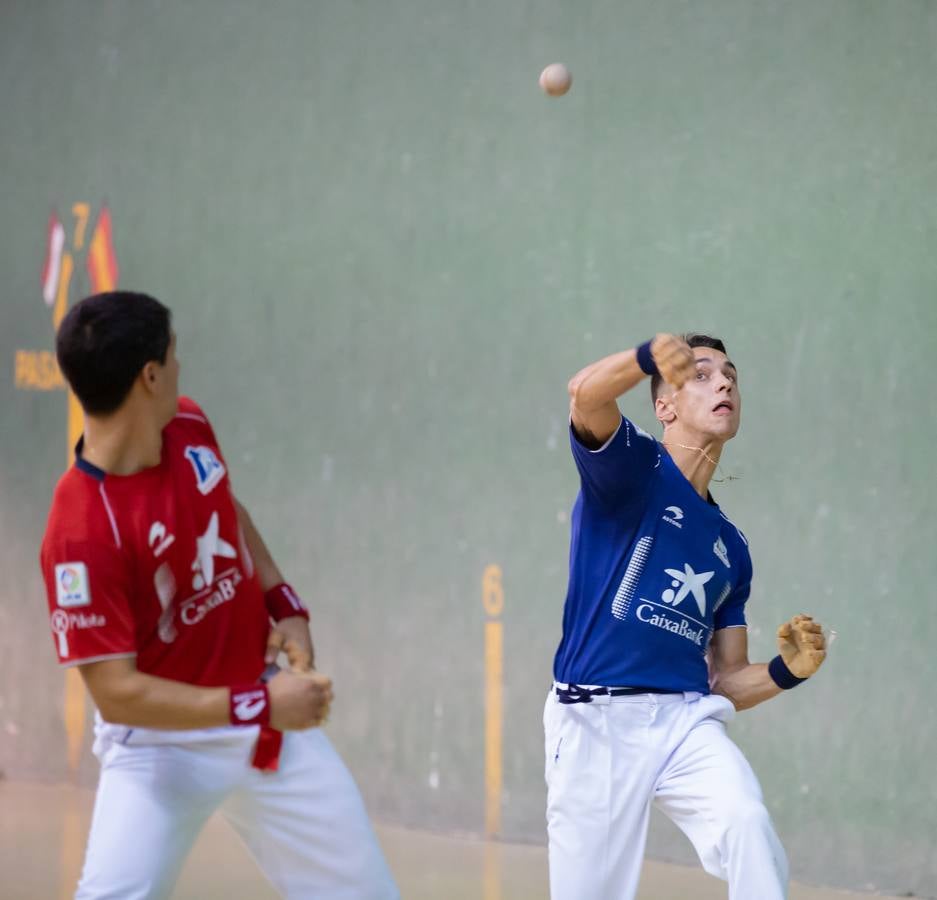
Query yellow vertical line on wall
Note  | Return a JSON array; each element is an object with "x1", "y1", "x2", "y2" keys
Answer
[
  {"x1": 58, "y1": 250, "x2": 86, "y2": 777},
  {"x1": 64, "y1": 392, "x2": 86, "y2": 775},
  {"x1": 482, "y1": 565, "x2": 504, "y2": 835},
  {"x1": 67, "y1": 391, "x2": 83, "y2": 457},
  {"x1": 60, "y1": 789, "x2": 84, "y2": 899},
  {"x1": 482, "y1": 841, "x2": 502, "y2": 900},
  {"x1": 484, "y1": 619, "x2": 503, "y2": 836},
  {"x1": 481, "y1": 564, "x2": 504, "y2": 900},
  {"x1": 63, "y1": 662, "x2": 85, "y2": 774},
  {"x1": 56, "y1": 239, "x2": 86, "y2": 894}
]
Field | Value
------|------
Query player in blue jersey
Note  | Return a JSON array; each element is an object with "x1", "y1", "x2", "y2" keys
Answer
[{"x1": 545, "y1": 333, "x2": 827, "y2": 900}]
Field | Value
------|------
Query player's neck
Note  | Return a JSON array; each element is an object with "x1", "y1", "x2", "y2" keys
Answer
[
  {"x1": 80, "y1": 402, "x2": 164, "y2": 476},
  {"x1": 661, "y1": 427, "x2": 724, "y2": 498}
]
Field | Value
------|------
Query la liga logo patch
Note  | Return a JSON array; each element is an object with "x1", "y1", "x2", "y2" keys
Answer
[{"x1": 55, "y1": 562, "x2": 90, "y2": 608}]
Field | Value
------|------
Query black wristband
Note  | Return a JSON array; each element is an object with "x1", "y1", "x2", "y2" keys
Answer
[
  {"x1": 635, "y1": 340, "x2": 658, "y2": 376},
  {"x1": 768, "y1": 655, "x2": 807, "y2": 690}
]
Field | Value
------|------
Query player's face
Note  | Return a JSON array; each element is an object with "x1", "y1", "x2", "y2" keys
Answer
[{"x1": 671, "y1": 346, "x2": 741, "y2": 440}]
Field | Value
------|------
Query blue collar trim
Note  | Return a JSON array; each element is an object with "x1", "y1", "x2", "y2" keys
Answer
[{"x1": 74, "y1": 438, "x2": 106, "y2": 482}]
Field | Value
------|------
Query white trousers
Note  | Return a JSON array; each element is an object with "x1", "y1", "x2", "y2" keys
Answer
[
  {"x1": 544, "y1": 690, "x2": 788, "y2": 900},
  {"x1": 76, "y1": 725, "x2": 398, "y2": 900}
]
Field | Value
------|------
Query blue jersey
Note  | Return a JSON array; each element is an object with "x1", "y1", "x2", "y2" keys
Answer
[{"x1": 553, "y1": 416, "x2": 752, "y2": 694}]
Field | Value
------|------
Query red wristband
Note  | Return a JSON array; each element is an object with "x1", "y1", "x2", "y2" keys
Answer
[
  {"x1": 229, "y1": 684, "x2": 271, "y2": 726},
  {"x1": 264, "y1": 582, "x2": 310, "y2": 622}
]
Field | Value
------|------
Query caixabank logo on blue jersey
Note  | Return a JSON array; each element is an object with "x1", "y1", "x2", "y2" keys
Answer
[{"x1": 634, "y1": 563, "x2": 714, "y2": 647}]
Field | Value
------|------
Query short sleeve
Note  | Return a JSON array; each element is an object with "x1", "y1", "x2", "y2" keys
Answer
[
  {"x1": 176, "y1": 396, "x2": 222, "y2": 446},
  {"x1": 570, "y1": 415, "x2": 660, "y2": 505},
  {"x1": 713, "y1": 549, "x2": 752, "y2": 630},
  {"x1": 40, "y1": 540, "x2": 137, "y2": 667},
  {"x1": 175, "y1": 396, "x2": 232, "y2": 485}
]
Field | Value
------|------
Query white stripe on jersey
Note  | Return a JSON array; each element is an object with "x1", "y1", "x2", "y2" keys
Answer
[{"x1": 99, "y1": 484, "x2": 122, "y2": 548}]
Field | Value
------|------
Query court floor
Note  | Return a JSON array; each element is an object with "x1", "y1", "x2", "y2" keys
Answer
[{"x1": 0, "y1": 781, "x2": 897, "y2": 899}]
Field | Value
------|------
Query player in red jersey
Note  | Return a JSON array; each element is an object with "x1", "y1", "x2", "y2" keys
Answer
[{"x1": 41, "y1": 292, "x2": 397, "y2": 899}]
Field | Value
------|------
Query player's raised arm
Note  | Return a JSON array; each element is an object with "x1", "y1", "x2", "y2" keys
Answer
[
  {"x1": 234, "y1": 497, "x2": 315, "y2": 673},
  {"x1": 233, "y1": 497, "x2": 284, "y2": 591},
  {"x1": 568, "y1": 334, "x2": 696, "y2": 449},
  {"x1": 708, "y1": 615, "x2": 827, "y2": 711},
  {"x1": 79, "y1": 657, "x2": 332, "y2": 731}
]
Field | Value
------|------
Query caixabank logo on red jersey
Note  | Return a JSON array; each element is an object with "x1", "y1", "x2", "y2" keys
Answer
[
  {"x1": 15, "y1": 204, "x2": 118, "y2": 391},
  {"x1": 154, "y1": 511, "x2": 246, "y2": 643}
]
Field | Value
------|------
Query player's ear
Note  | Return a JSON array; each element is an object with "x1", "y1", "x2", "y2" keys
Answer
[
  {"x1": 140, "y1": 360, "x2": 160, "y2": 395},
  {"x1": 655, "y1": 394, "x2": 676, "y2": 427}
]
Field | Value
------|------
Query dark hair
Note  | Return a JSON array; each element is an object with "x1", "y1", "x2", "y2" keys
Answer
[
  {"x1": 56, "y1": 291, "x2": 172, "y2": 415},
  {"x1": 650, "y1": 333, "x2": 728, "y2": 402}
]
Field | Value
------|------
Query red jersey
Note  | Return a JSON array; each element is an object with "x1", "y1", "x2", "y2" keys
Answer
[{"x1": 40, "y1": 397, "x2": 268, "y2": 686}]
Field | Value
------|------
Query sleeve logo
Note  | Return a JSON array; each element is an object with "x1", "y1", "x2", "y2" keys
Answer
[
  {"x1": 184, "y1": 446, "x2": 226, "y2": 495},
  {"x1": 50, "y1": 609, "x2": 70, "y2": 656},
  {"x1": 50, "y1": 609, "x2": 106, "y2": 658},
  {"x1": 55, "y1": 562, "x2": 90, "y2": 608}
]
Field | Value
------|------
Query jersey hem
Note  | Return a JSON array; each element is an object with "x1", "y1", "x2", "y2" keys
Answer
[
  {"x1": 570, "y1": 415, "x2": 623, "y2": 454},
  {"x1": 60, "y1": 651, "x2": 137, "y2": 668}
]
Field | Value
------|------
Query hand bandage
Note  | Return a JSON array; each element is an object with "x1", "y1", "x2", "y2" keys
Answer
[{"x1": 771, "y1": 614, "x2": 827, "y2": 687}]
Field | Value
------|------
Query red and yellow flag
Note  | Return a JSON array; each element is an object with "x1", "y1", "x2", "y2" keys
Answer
[{"x1": 86, "y1": 206, "x2": 119, "y2": 293}]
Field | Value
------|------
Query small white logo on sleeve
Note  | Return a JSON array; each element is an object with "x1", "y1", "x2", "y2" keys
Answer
[
  {"x1": 50, "y1": 609, "x2": 70, "y2": 656},
  {"x1": 50, "y1": 610, "x2": 107, "y2": 658},
  {"x1": 184, "y1": 446, "x2": 226, "y2": 496},
  {"x1": 55, "y1": 562, "x2": 90, "y2": 608},
  {"x1": 233, "y1": 691, "x2": 267, "y2": 721}
]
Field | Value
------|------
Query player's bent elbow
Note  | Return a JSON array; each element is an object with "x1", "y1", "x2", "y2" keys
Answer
[
  {"x1": 89, "y1": 685, "x2": 145, "y2": 724},
  {"x1": 568, "y1": 379, "x2": 599, "y2": 412},
  {"x1": 711, "y1": 685, "x2": 743, "y2": 711},
  {"x1": 78, "y1": 662, "x2": 147, "y2": 725},
  {"x1": 95, "y1": 700, "x2": 128, "y2": 724}
]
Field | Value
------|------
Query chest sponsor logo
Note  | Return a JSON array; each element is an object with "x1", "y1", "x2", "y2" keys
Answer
[
  {"x1": 184, "y1": 446, "x2": 226, "y2": 496},
  {"x1": 662, "y1": 563, "x2": 713, "y2": 616},
  {"x1": 633, "y1": 562, "x2": 715, "y2": 647},
  {"x1": 50, "y1": 609, "x2": 107, "y2": 656},
  {"x1": 714, "y1": 536, "x2": 730, "y2": 568},
  {"x1": 54, "y1": 562, "x2": 91, "y2": 608},
  {"x1": 192, "y1": 511, "x2": 237, "y2": 590},
  {"x1": 179, "y1": 566, "x2": 244, "y2": 627},
  {"x1": 154, "y1": 511, "x2": 242, "y2": 643},
  {"x1": 662, "y1": 505, "x2": 684, "y2": 529},
  {"x1": 154, "y1": 562, "x2": 178, "y2": 643}
]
